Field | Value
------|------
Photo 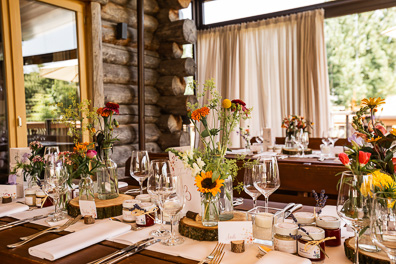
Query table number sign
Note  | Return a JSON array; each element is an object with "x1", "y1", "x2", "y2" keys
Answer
[
  {"x1": 168, "y1": 146, "x2": 201, "y2": 217},
  {"x1": 79, "y1": 200, "x2": 97, "y2": 218},
  {"x1": 218, "y1": 221, "x2": 253, "y2": 244},
  {"x1": 0, "y1": 185, "x2": 17, "y2": 199}
]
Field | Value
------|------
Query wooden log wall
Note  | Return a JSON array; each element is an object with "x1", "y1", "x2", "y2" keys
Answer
[{"x1": 98, "y1": 0, "x2": 197, "y2": 179}]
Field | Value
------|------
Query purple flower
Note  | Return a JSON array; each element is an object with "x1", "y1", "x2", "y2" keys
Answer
[
  {"x1": 8, "y1": 174, "x2": 17, "y2": 185},
  {"x1": 348, "y1": 134, "x2": 364, "y2": 146},
  {"x1": 22, "y1": 153, "x2": 31, "y2": 163}
]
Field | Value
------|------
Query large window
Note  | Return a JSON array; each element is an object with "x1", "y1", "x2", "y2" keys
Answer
[{"x1": 325, "y1": 7, "x2": 396, "y2": 137}]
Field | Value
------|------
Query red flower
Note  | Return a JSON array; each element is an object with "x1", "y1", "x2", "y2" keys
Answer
[
  {"x1": 104, "y1": 102, "x2": 120, "y2": 115},
  {"x1": 231, "y1": 99, "x2": 248, "y2": 112},
  {"x1": 338, "y1": 153, "x2": 350, "y2": 165},
  {"x1": 358, "y1": 151, "x2": 371, "y2": 165}
]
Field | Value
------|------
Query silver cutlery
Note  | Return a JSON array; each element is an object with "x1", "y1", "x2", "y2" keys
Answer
[
  {"x1": 102, "y1": 238, "x2": 161, "y2": 264},
  {"x1": 7, "y1": 215, "x2": 82, "y2": 248},
  {"x1": 198, "y1": 243, "x2": 225, "y2": 264},
  {"x1": 284, "y1": 204, "x2": 303, "y2": 219},
  {"x1": 87, "y1": 237, "x2": 154, "y2": 264},
  {"x1": 0, "y1": 214, "x2": 49, "y2": 231}
]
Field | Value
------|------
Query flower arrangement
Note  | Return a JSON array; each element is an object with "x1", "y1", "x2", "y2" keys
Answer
[
  {"x1": 168, "y1": 79, "x2": 252, "y2": 225},
  {"x1": 10, "y1": 141, "x2": 45, "y2": 186},
  {"x1": 281, "y1": 115, "x2": 313, "y2": 137},
  {"x1": 95, "y1": 102, "x2": 120, "y2": 159}
]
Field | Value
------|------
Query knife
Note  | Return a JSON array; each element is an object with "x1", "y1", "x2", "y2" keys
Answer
[
  {"x1": 284, "y1": 204, "x2": 303, "y2": 219},
  {"x1": 281, "y1": 203, "x2": 295, "y2": 213},
  {"x1": 104, "y1": 238, "x2": 161, "y2": 264},
  {"x1": 0, "y1": 214, "x2": 49, "y2": 231},
  {"x1": 87, "y1": 237, "x2": 155, "y2": 264}
]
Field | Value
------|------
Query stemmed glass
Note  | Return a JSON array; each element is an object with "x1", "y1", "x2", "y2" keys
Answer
[
  {"x1": 253, "y1": 157, "x2": 280, "y2": 210},
  {"x1": 158, "y1": 173, "x2": 185, "y2": 246},
  {"x1": 44, "y1": 146, "x2": 60, "y2": 158},
  {"x1": 328, "y1": 128, "x2": 339, "y2": 146},
  {"x1": 295, "y1": 129, "x2": 309, "y2": 157},
  {"x1": 147, "y1": 160, "x2": 171, "y2": 237},
  {"x1": 244, "y1": 166, "x2": 262, "y2": 208},
  {"x1": 130, "y1": 150, "x2": 150, "y2": 194},
  {"x1": 370, "y1": 194, "x2": 396, "y2": 264},
  {"x1": 337, "y1": 171, "x2": 371, "y2": 264},
  {"x1": 44, "y1": 154, "x2": 68, "y2": 222}
]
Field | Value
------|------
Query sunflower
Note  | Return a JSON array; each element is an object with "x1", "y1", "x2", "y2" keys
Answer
[
  {"x1": 191, "y1": 107, "x2": 210, "y2": 121},
  {"x1": 361, "y1": 97, "x2": 385, "y2": 109},
  {"x1": 195, "y1": 171, "x2": 224, "y2": 196},
  {"x1": 367, "y1": 136, "x2": 382, "y2": 143}
]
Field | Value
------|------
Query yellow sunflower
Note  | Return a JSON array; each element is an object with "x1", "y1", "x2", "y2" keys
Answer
[
  {"x1": 361, "y1": 97, "x2": 385, "y2": 109},
  {"x1": 367, "y1": 136, "x2": 382, "y2": 143},
  {"x1": 195, "y1": 171, "x2": 224, "y2": 196}
]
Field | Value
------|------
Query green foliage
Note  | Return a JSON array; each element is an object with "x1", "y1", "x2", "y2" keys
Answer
[{"x1": 326, "y1": 8, "x2": 396, "y2": 108}]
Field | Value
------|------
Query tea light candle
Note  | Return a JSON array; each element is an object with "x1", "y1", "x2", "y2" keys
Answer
[{"x1": 255, "y1": 212, "x2": 274, "y2": 228}]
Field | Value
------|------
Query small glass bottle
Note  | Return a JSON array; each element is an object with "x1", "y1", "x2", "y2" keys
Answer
[
  {"x1": 122, "y1": 199, "x2": 141, "y2": 223},
  {"x1": 25, "y1": 188, "x2": 36, "y2": 207},
  {"x1": 293, "y1": 212, "x2": 315, "y2": 226},
  {"x1": 297, "y1": 226, "x2": 325, "y2": 262},
  {"x1": 135, "y1": 194, "x2": 151, "y2": 203},
  {"x1": 136, "y1": 202, "x2": 155, "y2": 227},
  {"x1": 35, "y1": 190, "x2": 46, "y2": 208},
  {"x1": 316, "y1": 215, "x2": 341, "y2": 247},
  {"x1": 274, "y1": 222, "x2": 299, "y2": 254}
]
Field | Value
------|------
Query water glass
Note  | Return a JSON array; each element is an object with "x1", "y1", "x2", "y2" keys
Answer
[
  {"x1": 130, "y1": 150, "x2": 150, "y2": 194},
  {"x1": 253, "y1": 157, "x2": 280, "y2": 210}
]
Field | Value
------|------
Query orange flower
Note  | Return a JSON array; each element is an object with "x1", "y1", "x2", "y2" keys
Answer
[
  {"x1": 191, "y1": 107, "x2": 210, "y2": 121},
  {"x1": 367, "y1": 137, "x2": 382, "y2": 143},
  {"x1": 97, "y1": 107, "x2": 112, "y2": 117}
]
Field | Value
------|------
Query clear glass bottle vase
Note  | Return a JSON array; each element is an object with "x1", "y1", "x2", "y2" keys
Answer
[
  {"x1": 201, "y1": 193, "x2": 219, "y2": 227},
  {"x1": 219, "y1": 175, "x2": 234, "y2": 220},
  {"x1": 96, "y1": 148, "x2": 119, "y2": 200},
  {"x1": 79, "y1": 174, "x2": 95, "y2": 201}
]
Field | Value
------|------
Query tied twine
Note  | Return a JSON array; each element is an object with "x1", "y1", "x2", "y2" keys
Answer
[
  {"x1": 304, "y1": 236, "x2": 336, "y2": 252},
  {"x1": 130, "y1": 207, "x2": 158, "y2": 221}
]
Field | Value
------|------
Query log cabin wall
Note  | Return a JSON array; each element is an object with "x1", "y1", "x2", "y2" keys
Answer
[{"x1": 95, "y1": 0, "x2": 197, "y2": 179}]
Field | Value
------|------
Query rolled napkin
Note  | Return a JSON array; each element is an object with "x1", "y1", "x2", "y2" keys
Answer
[
  {"x1": 0, "y1": 203, "x2": 29, "y2": 217},
  {"x1": 256, "y1": 251, "x2": 311, "y2": 264},
  {"x1": 29, "y1": 221, "x2": 131, "y2": 261}
]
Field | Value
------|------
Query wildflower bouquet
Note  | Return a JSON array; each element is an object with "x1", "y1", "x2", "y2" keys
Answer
[
  {"x1": 281, "y1": 115, "x2": 313, "y2": 137},
  {"x1": 95, "y1": 102, "x2": 120, "y2": 159},
  {"x1": 10, "y1": 141, "x2": 45, "y2": 186},
  {"x1": 168, "y1": 79, "x2": 252, "y2": 225}
]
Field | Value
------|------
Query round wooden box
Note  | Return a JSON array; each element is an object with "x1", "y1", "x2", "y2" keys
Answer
[
  {"x1": 179, "y1": 211, "x2": 247, "y2": 241},
  {"x1": 282, "y1": 148, "x2": 312, "y2": 155},
  {"x1": 68, "y1": 194, "x2": 133, "y2": 219}
]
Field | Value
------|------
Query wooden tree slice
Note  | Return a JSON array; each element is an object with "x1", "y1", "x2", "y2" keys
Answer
[
  {"x1": 179, "y1": 211, "x2": 247, "y2": 241},
  {"x1": 231, "y1": 240, "x2": 245, "y2": 253},
  {"x1": 282, "y1": 148, "x2": 312, "y2": 155},
  {"x1": 344, "y1": 237, "x2": 389, "y2": 264},
  {"x1": 68, "y1": 194, "x2": 133, "y2": 219}
]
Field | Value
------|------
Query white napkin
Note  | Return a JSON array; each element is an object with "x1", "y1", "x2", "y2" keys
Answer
[
  {"x1": 29, "y1": 220, "x2": 131, "y2": 261},
  {"x1": 118, "y1": 181, "x2": 128, "y2": 188},
  {"x1": 252, "y1": 152, "x2": 277, "y2": 158},
  {"x1": 0, "y1": 203, "x2": 29, "y2": 217},
  {"x1": 256, "y1": 251, "x2": 311, "y2": 264},
  {"x1": 226, "y1": 149, "x2": 251, "y2": 155}
]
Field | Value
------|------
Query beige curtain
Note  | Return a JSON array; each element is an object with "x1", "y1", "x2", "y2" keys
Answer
[{"x1": 197, "y1": 9, "x2": 330, "y2": 147}]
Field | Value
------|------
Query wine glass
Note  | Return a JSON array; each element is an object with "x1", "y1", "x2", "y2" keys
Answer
[
  {"x1": 130, "y1": 150, "x2": 150, "y2": 194},
  {"x1": 158, "y1": 173, "x2": 185, "y2": 246},
  {"x1": 253, "y1": 157, "x2": 280, "y2": 210},
  {"x1": 337, "y1": 171, "x2": 371, "y2": 264},
  {"x1": 44, "y1": 146, "x2": 60, "y2": 159},
  {"x1": 244, "y1": 166, "x2": 262, "y2": 208},
  {"x1": 147, "y1": 160, "x2": 171, "y2": 237},
  {"x1": 328, "y1": 128, "x2": 339, "y2": 146},
  {"x1": 370, "y1": 194, "x2": 396, "y2": 264}
]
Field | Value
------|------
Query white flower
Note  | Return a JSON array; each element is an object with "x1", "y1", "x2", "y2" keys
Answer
[
  {"x1": 181, "y1": 152, "x2": 188, "y2": 163},
  {"x1": 186, "y1": 150, "x2": 193, "y2": 160},
  {"x1": 196, "y1": 157, "x2": 205, "y2": 168},
  {"x1": 192, "y1": 163, "x2": 201, "y2": 177}
]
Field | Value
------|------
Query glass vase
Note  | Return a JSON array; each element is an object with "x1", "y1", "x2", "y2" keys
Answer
[
  {"x1": 201, "y1": 193, "x2": 219, "y2": 227},
  {"x1": 96, "y1": 148, "x2": 119, "y2": 200},
  {"x1": 79, "y1": 174, "x2": 95, "y2": 201},
  {"x1": 284, "y1": 133, "x2": 296, "y2": 149},
  {"x1": 27, "y1": 173, "x2": 40, "y2": 189},
  {"x1": 219, "y1": 175, "x2": 234, "y2": 220}
]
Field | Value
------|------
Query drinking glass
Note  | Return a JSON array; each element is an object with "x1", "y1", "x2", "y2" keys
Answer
[
  {"x1": 244, "y1": 167, "x2": 262, "y2": 208},
  {"x1": 147, "y1": 160, "x2": 171, "y2": 237},
  {"x1": 44, "y1": 154, "x2": 68, "y2": 222},
  {"x1": 158, "y1": 173, "x2": 185, "y2": 246},
  {"x1": 44, "y1": 146, "x2": 60, "y2": 158},
  {"x1": 130, "y1": 150, "x2": 150, "y2": 194},
  {"x1": 337, "y1": 171, "x2": 370, "y2": 264},
  {"x1": 328, "y1": 128, "x2": 339, "y2": 146},
  {"x1": 370, "y1": 194, "x2": 396, "y2": 264},
  {"x1": 253, "y1": 157, "x2": 280, "y2": 210},
  {"x1": 295, "y1": 129, "x2": 309, "y2": 157}
]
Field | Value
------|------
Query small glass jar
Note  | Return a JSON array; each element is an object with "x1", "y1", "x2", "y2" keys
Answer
[
  {"x1": 122, "y1": 199, "x2": 141, "y2": 223},
  {"x1": 274, "y1": 222, "x2": 298, "y2": 254},
  {"x1": 316, "y1": 215, "x2": 341, "y2": 247},
  {"x1": 135, "y1": 194, "x2": 151, "y2": 203},
  {"x1": 136, "y1": 202, "x2": 155, "y2": 227},
  {"x1": 35, "y1": 190, "x2": 46, "y2": 208},
  {"x1": 297, "y1": 226, "x2": 325, "y2": 262},
  {"x1": 293, "y1": 212, "x2": 315, "y2": 226},
  {"x1": 25, "y1": 188, "x2": 36, "y2": 207}
]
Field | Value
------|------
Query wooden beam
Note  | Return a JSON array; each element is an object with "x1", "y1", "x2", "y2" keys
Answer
[{"x1": 138, "y1": 0, "x2": 145, "y2": 150}]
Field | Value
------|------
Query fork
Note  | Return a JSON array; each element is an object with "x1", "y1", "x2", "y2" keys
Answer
[
  {"x1": 7, "y1": 215, "x2": 82, "y2": 248},
  {"x1": 198, "y1": 243, "x2": 224, "y2": 264},
  {"x1": 210, "y1": 251, "x2": 225, "y2": 264}
]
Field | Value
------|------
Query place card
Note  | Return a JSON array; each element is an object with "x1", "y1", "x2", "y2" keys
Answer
[
  {"x1": 218, "y1": 221, "x2": 253, "y2": 244},
  {"x1": 79, "y1": 200, "x2": 97, "y2": 218},
  {"x1": 0, "y1": 185, "x2": 17, "y2": 199}
]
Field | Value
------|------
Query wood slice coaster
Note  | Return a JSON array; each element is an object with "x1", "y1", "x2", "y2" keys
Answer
[
  {"x1": 179, "y1": 211, "x2": 247, "y2": 241},
  {"x1": 282, "y1": 148, "x2": 312, "y2": 155},
  {"x1": 68, "y1": 194, "x2": 133, "y2": 219},
  {"x1": 344, "y1": 237, "x2": 389, "y2": 264}
]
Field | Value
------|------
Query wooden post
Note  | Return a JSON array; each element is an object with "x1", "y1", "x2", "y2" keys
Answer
[{"x1": 138, "y1": 0, "x2": 145, "y2": 150}]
